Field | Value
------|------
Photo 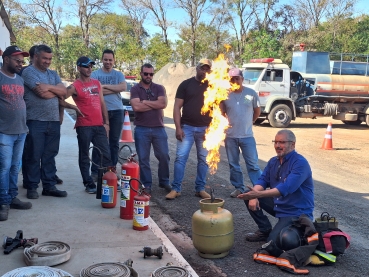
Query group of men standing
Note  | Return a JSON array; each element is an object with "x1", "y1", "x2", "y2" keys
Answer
[{"x1": 1, "y1": 46, "x2": 315, "y2": 258}]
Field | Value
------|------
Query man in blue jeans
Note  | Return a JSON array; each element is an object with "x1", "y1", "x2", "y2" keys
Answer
[
  {"x1": 22, "y1": 44, "x2": 67, "y2": 199},
  {"x1": 220, "y1": 67, "x2": 262, "y2": 198},
  {"x1": 130, "y1": 63, "x2": 170, "y2": 195},
  {"x1": 237, "y1": 130, "x2": 314, "y2": 243},
  {"x1": 166, "y1": 59, "x2": 213, "y2": 200},
  {"x1": 0, "y1": 46, "x2": 32, "y2": 221},
  {"x1": 91, "y1": 49, "x2": 126, "y2": 187}
]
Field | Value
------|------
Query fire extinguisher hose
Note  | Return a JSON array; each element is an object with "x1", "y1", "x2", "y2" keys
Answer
[
  {"x1": 80, "y1": 262, "x2": 132, "y2": 277},
  {"x1": 2, "y1": 266, "x2": 73, "y2": 277},
  {"x1": 23, "y1": 241, "x2": 71, "y2": 266}
]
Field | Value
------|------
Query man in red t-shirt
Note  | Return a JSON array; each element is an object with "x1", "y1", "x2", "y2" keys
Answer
[{"x1": 61, "y1": 56, "x2": 112, "y2": 193}]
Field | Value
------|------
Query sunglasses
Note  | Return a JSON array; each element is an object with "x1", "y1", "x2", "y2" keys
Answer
[
  {"x1": 10, "y1": 58, "x2": 25, "y2": 65},
  {"x1": 143, "y1": 72, "x2": 154, "y2": 77},
  {"x1": 145, "y1": 89, "x2": 155, "y2": 100}
]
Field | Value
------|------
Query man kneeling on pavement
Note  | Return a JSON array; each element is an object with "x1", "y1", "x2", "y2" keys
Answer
[{"x1": 237, "y1": 129, "x2": 318, "y2": 274}]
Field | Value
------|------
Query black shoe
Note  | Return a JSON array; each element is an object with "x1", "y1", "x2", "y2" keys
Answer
[
  {"x1": 246, "y1": 230, "x2": 271, "y2": 242},
  {"x1": 159, "y1": 184, "x2": 172, "y2": 193},
  {"x1": 42, "y1": 188, "x2": 67, "y2": 197},
  {"x1": 27, "y1": 189, "x2": 39, "y2": 199},
  {"x1": 10, "y1": 197, "x2": 32, "y2": 209},
  {"x1": 0, "y1": 205, "x2": 9, "y2": 221},
  {"x1": 85, "y1": 183, "x2": 97, "y2": 194},
  {"x1": 23, "y1": 183, "x2": 28, "y2": 189},
  {"x1": 55, "y1": 175, "x2": 63, "y2": 185}
]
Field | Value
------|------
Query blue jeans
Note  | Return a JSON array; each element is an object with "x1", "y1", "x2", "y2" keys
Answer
[
  {"x1": 91, "y1": 109, "x2": 124, "y2": 174},
  {"x1": 244, "y1": 198, "x2": 298, "y2": 244},
  {"x1": 23, "y1": 120, "x2": 60, "y2": 190},
  {"x1": 225, "y1": 136, "x2": 262, "y2": 192},
  {"x1": 0, "y1": 133, "x2": 26, "y2": 205},
  {"x1": 76, "y1": 126, "x2": 112, "y2": 185},
  {"x1": 134, "y1": 126, "x2": 170, "y2": 188},
  {"x1": 172, "y1": 124, "x2": 208, "y2": 192}
]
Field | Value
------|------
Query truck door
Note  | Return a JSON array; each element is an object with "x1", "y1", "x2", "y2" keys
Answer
[{"x1": 259, "y1": 69, "x2": 289, "y2": 105}]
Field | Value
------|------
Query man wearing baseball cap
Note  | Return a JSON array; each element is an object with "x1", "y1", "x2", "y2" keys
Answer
[
  {"x1": 59, "y1": 56, "x2": 113, "y2": 193},
  {"x1": 220, "y1": 67, "x2": 262, "y2": 198},
  {"x1": 0, "y1": 45, "x2": 32, "y2": 221},
  {"x1": 166, "y1": 58, "x2": 213, "y2": 200}
]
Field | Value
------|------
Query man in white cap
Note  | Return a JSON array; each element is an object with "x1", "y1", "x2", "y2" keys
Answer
[
  {"x1": 166, "y1": 58, "x2": 213, "y2": 200},
  {"x1": 220, "y1": 67, "x2": 262, "y2": 198}
]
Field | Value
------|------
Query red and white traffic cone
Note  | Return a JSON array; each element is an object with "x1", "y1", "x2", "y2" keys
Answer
[
  {"x1": 120, "y1": 111, "x2": 134, "y2": 143},
  {"x1": 321, "y1": 123, "x2": 333, "y2": 150}
]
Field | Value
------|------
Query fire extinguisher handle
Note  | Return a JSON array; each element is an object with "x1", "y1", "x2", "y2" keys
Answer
[{"x1": 129, "y1": 178, "x2": 144, "y2": 194}]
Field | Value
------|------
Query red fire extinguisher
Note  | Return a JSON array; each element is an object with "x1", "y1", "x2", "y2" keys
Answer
[
  {"x1": 101, "y1": 167, "x2": 117, "y2": 208},
  {"x1": 129, "y1": 178, "x2": 150, "y2": 231},
  {"x1": 119, "y1": 145, "x2": 140, "y2": 220}
]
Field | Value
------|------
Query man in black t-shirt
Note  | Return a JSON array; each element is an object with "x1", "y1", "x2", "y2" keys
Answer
[{"x1": 166, "y1": 59, "x2": 212, "y2": 200}]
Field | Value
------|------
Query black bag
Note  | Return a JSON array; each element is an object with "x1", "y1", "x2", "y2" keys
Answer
[
  {"x1": 314, "y1": 212, "x2": 338, "y2": 233},
  {"x1": 316, "y1": 228, "x2": 351, "y2": 256}
]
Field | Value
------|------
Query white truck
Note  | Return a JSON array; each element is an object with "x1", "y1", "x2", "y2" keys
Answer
[{"x1": 242, "y1": 51, "x2": 369, "y2": 127}]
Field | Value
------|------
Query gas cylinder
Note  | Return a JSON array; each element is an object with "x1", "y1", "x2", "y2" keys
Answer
[
  {"x1": 132, "y1": 178, "x2": 150, "y2": 231},
  {"x1": 192, "y1": 198, "x2": 234, "y2": 258},
  {"x1": 101, "y1": 168, "x2": 117, "y2": 208},
  {"x1": 119, "y1": 145, "x2": 140, "y2": 220}
]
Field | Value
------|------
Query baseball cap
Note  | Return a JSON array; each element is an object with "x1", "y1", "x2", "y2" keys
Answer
[
  {"x1": 76, "y1": 56, "x2": 96, "y2": 67},
  {"x1": 2, "y1": 45, "x2": 29, "y2": 58},
  {"x1": 197, "y1": 58, "x2": 212, "y2": 68},
  {"x1": 229, "y1": 67, "x2": 243, "y2": 77}
]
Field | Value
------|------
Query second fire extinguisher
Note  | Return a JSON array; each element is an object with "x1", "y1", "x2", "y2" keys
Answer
[
  {"x1": 119, "y1": 145, "x2": 140, "y2": 220},
  {"x1": 101, "y1": 168, "x2": 117, "y2": 208},
  {"x1": 129, "y1": 178, "x2": 150, "y2": 231}
]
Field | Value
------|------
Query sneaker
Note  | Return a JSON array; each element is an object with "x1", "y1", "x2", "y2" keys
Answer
[
  {"x1": 85, "y1": 183, "x2": 97, "y2": 194},
  {"x1": 27, "y1": 189, "x2": 39, "y2": 199},
  {"x1": 55, "y1": 175, "x2": 63, "y2": 185},
  {"x1": 10, "y1": 197, "x2": 32, "y2": 210},
  {"x1": 195, "y1": 190, "x2": 211, "y2": 199},
  {"x1": 42, "y1": 188, "x2": 68, "y2": 197},
  {"x1": 246, "y1": 229, "x2": 271, "y2": 242},
  {"x1": 230, "y1": 189, "x2": 242, "y2": 198},
  {"x1": 0, "y1": 205, "x2": 9, "y2": 221},
  {"x1": 159, "y1": 184, "x2": 172, "y2": 192},
  {"x1": 166, "y1": 190, "x2": 181, "y2": 200}
]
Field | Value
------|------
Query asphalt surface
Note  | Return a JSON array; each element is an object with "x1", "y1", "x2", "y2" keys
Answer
[{"x1": 146, "y1": 116, "x2": 369, "y2": 277}]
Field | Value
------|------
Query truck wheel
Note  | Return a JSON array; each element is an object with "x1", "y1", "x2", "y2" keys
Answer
[
  {"x1": 366, "y1": 115, "x2": 369, "y2": 127},
  {"x1": 268, "y1": 104, "x2": 292, "y2": 128},
  {"x1": 254, "y1": 118, "x2": 265, "y2": 125},
  {"x1": 342, "y1": 119, "x2": 362, "y2": 125}
]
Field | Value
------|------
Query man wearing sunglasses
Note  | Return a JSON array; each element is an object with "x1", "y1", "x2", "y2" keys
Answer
[
  {"x1": 91, "y1": 50, "x2": 127, "y2": 188},
  {"x1": 237, "y1": 130, "x2": 314, "y2": 244},
  {"x1": 61, "y1": 56, "x2": 113, "y2": 193},
  {"x1": 166, "y1": 58, "x2": 213, "y2": 200},
  {"x1": 220, "y1": 68, "x2": 262, "y2": 198},
  {"x1": 0, "y1": 45, "x2": 32, "y2": 221},
  {"x1": 130, "y1": 63, "x2": 170, "y2": 195},
  {"x1": 22, "y1": 45, "x2": 68, "y2": 199}
]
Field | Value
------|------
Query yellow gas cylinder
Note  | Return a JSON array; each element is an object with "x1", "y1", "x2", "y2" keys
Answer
[{"x1": 192, "y1": 198, "x2": 234, "y2": 258}]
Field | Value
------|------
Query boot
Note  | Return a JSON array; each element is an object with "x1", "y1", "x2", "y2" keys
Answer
[{"x1": 10, "y1": 197, "x2": 32, "y2": 209}]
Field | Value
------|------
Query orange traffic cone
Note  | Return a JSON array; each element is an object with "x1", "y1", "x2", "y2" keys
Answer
[
  {"x1": 120, "y1": 111, "x2": 134, "y2": 143},
  {"x1": 321, "y1": 123, "x2": 333, "y2": 150}
]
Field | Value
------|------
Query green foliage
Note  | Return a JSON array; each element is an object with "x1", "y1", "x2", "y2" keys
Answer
[
  {"x1": 241, "y1": 29, "x2": 282, "y2": 63},
  {"x1": 146, "y1": 34, "x2": 173, "y2": 71}
]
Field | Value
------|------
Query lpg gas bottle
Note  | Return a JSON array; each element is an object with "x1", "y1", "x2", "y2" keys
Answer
[
  {"x1": 192, "y1": 198, "x2": 234, "y2": 258},
  {"x1": 101, "y1": 169, "x2": 117, "y2": 208}
]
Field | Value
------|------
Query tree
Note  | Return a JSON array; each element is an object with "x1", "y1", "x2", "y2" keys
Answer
[
  {"x1": 69, "y1": 0, "x2": 113, "y2": 47},
  {"x1": 146, "y1": 34, "x2": 173, "y2": 70},
  {"x1": 174, "y1": 0, "x2": 210, "y2": 66},
  {"x1": 135, "y1": 0, "x2": 172, "y2": 46}
]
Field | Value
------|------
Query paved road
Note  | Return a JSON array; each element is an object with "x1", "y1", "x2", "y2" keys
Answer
[{"x1": 145, "y1": 116, "x2": 369, "y2": 277}]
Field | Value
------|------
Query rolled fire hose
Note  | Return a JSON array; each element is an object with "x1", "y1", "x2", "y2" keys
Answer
[
  {"x1": 1, "y1": 266, "x2": 72, "y2": 277},
  {"x1": 151, "y1": 266, "x2": 191, "y2": 277},
  {"x1": 23, "y1": 241, "x2": 71, "y2": 266},
  {"x1": 80, "y1": 262, "x2": 134, "y2": 277}
]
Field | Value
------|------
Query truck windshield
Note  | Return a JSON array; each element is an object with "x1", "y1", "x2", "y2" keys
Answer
[{"x1": 243, "y1": 68, "x2": 263, "y2": 84}]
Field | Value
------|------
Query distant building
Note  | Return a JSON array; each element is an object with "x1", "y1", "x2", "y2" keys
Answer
[{"x1": 0, "y1": 0, "x2": 16, "y2": 66}]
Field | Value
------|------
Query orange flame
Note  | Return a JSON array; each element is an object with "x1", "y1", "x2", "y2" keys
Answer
[{"x1": 201, "y1": 53, "x2": 239, "y2": 174}]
